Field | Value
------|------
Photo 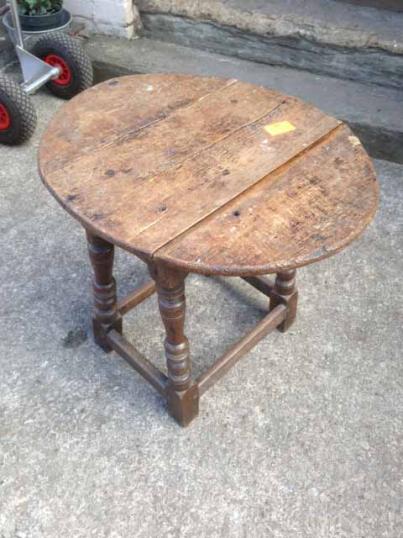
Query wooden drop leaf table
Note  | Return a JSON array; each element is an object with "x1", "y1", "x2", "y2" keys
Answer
[{"x1": 39, "y1": 74, "x2": 378, "y2": 426}]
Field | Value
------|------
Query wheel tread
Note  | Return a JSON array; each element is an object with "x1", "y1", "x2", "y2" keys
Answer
[
  {"x1": 32, "y1": 33, "x2": 93, "y2": 98},
  {"x1": 0, "y1": 75, "x2": 37, "y2": 144}
]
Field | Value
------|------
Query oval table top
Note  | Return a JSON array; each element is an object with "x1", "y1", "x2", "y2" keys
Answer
[{"x1": 39, "y1": 74, "x2": 378, "y2": 276}]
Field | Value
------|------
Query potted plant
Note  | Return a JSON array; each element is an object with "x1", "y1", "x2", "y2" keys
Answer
[{"x1": 17, "y1": 0, "x2": 66, "y2": 31}]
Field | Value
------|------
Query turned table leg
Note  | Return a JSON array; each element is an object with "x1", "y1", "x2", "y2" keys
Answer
[
  {"x1": 270, "y1": 269, "x2": 298, "y2": 332},
  {"x1": 86, "y1": 231, "x2": 122, "y2": 351},
  {"x1": 150, "y1": 263, "x2": 199, "y2": 426}
]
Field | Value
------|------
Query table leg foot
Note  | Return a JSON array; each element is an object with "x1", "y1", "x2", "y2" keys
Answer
[
  {"x1": 151, "y1": 262, "x2": 199, "y2": 426},
  {"x1": 86, "y1": 232, "x2": 122, "y2": 352},
  {"x1": 270, "y1": 269, "x2": 298, "y2": 332},
  {"x1": 167, "y1": 384, "x2": 199, "y2": 427}
]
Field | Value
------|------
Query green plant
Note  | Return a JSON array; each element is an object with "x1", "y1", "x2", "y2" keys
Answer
[{"x1": 18, "y1": 0, "x2": 62, "y2": 16}]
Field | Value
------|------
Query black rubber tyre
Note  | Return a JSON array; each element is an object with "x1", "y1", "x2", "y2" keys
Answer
[
  {"x1": 32, "y1": 33, "x2": 93, "y2": 99},
  {"x1": 0, "y1": 75, "x2": 37, "y2": 145}
]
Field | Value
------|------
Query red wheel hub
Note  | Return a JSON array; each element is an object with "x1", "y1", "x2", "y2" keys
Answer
[
  {"x1": 0, "y1": 103, "x2": 11, "y2": 131},
  {"x1": 44, "y1": 54, "x2": 72, "y2": 86}
]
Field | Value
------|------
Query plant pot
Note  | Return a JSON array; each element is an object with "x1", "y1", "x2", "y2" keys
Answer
[{"x1": 19, "y1": 7, "x2": 66, "y2": 32}]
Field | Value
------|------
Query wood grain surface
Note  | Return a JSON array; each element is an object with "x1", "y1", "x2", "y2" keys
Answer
[{"x1": 39, "y1": 74, "x2": 378, "y2": 275}]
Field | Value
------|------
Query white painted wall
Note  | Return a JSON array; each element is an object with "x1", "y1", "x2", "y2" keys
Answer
[{"x1": 64, "y1": 0, "x2": 141, "y2": 38}]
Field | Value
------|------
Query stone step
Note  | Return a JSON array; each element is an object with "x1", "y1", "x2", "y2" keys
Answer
[
  {"x1": 87, "y1": 35, "x2": 403, "y2": 164},
  {"x1": 136, "y1": 0, "x2": 403, "y2": 90}
]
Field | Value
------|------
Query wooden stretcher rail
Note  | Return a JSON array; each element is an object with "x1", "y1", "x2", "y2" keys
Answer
[
  {"x1": 242, "y1": 275, "x2": 275, "y2": 298},
  {"x1": 117, "y1": 280, "x2": 156, "y2": 315},
  {"x1": 106, "y1": 329, "x2": 168, "y2": 395},
  {"x1": 197, "y1": 304, "x2": 287, "y2": 395}
]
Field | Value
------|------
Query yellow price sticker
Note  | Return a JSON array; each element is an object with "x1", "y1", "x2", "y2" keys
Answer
[{"x1": 264, "y1": 121, "x2": 296, "y2": 136}]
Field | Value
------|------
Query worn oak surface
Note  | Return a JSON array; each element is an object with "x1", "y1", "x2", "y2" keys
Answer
[{"x1": 39, "y1": 74, "x2": 378, "y2": 275}]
